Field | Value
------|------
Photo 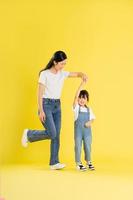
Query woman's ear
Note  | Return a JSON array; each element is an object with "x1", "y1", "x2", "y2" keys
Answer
[{"x1": 53, "y1": 61, "x2": 58, "y2": 65}]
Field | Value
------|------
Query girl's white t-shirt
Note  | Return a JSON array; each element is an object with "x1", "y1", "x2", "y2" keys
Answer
[
  {"x1": 73, "y1": 103, "x2": 96, "y2": 121},
  {"x1": 38, "y1": 69, "x2": 70, "y2": 99}
]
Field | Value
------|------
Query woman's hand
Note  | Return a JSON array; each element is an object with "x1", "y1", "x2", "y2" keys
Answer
[{"x1": 39, "y1": 110, "x2": 46, "y2": 123}]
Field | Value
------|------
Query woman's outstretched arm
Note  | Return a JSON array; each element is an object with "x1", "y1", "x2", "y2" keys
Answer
[{"x1": 68, "y1": 72, "x2": 88, "y2": 81}]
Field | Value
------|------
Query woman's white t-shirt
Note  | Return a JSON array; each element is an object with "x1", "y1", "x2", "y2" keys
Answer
[{"x1": 38, "y1": 69, "x2": 70, "y2": 99}]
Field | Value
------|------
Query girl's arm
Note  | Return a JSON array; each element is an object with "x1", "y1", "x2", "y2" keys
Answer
[
  {"x1": 73, "y1": 80, "x2": 86, "y2": 108},
  {"x1": 68, "y1": 72, "x2": 88, "y2": 81},
  {"x1": 85, "y1": 120, "x2": 94, "y2": 128},
  {"x1": 85, "y1": 108, "x2": 96, "y2": 127}
]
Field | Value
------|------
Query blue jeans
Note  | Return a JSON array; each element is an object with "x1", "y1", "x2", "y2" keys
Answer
[
  {"x1": 74, "y1": 109, "x2": 92, "y2": 163},
  {"x1": 27, "y1": 98, "x2": 61, "y2": 165}
]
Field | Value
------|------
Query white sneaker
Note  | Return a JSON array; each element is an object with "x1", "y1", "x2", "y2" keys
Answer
[
  {"x1": 50, "y1": 163, "x2": 66, "y2": 170},
  {"x1": 21, "y1": 129, "x2": 29, "y2": 147}
]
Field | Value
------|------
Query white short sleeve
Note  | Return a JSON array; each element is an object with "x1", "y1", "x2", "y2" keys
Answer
[
  {"x1": 62, "y1": 71, "x2": 70, "y2": 79},
  {"x1": 89, "y1": 107, "x2": 96, "y2": 120},
  {"x1": 38, "y1": 71, "x2": 46, "y2": 85},
  {"x1": 72, "y1": 103, "x2": 80, "y2": 121}
]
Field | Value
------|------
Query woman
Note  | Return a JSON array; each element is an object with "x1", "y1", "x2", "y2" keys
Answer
[{"x1": 21, "y1": 50, "x2": 88, "y2": 170}]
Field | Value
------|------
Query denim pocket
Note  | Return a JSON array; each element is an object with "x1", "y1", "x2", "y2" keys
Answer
[
  {"x1": 44, "y1": 101, "x2": 49, "y2": 105},
  {"x1": 43, "y1": 99, "x2": 49, "y2": 105}
]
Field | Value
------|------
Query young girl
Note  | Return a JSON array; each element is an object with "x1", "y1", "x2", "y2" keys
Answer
[
  {"x1": 73, "y1": 80, "x2": 95, "y2": 171},
  {"x1": 21, "y1": 50, "x2": 88, "y2": 170}
]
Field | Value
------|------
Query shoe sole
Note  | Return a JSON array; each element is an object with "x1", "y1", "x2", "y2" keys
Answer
[
  {"x1": 21, "y1": 129, "x2": 28, "y2": 147},
  {"x1": 77, "y1": 168, "x2": 87, "y2": 171},
  {"x1": 50, "y1": 167, "x2": 65, "y2": 170},
  {"x1": 50, "y1": 165, "x2": 66, "y2": 170},
  {"x1": 87, "y1": 168, "x2": 95, "y2": 170}
]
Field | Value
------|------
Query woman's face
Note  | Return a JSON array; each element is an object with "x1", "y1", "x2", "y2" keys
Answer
[{"x1": 54, "y1": 59, "x2": 67, "y2": 71}]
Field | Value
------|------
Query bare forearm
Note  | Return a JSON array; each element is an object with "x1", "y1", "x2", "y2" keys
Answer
[
  {"x1": 77, "y1": 72, "x2": 84, "y2": 78},
  {"x1": 69, "y1": 72, "x2": 84, "y2": 78},
  {"x1": 73, "y1": 80, "x2": 85, "y2": 107},
  {"x1": 38, "y1": 95, "x2": 43, "y2": 112},
  {"x1": 37, "y1": 84, "x2": 44, "y2": 112},
  {"x1": 75, "y1": 81, "x2": 85, "y2": 99}
]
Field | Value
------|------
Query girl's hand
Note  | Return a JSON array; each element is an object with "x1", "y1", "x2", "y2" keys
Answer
[
  {"x1": 82, "y1": 74, "x2": 88, "y2": 82},
  {"x1": 85, "y1": 121, "x2": 91, "y2": 128},
  {"x1": 39, "y1": 111, "x2": 46, "y2": 123},
  {"x1": 81, "y1": 77, "x2": 88, "y2": 85}
]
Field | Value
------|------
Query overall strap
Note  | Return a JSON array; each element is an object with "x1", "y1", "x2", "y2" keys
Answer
[
  {"x1": 86, "y1": 106, "x2": 90, "y2": 112},
  {"x1": 78, "y1": 105, "x2": 81, "y2": 113}
]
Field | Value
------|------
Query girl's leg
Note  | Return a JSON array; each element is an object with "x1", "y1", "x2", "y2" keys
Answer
[
  {"x1": 74, "y1": 125, "x2": 83, "y2": 164},
  {"x1": 49, "y1": 109, "x2": 61, "y2": 165},
  {"x1": 83, "y1": 127, "x2": 92, "y2": 162}
]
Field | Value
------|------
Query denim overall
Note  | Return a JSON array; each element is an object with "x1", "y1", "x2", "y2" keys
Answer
[
  {"x1": 74, "y1": 106, "x2": 92, "y2": 163},
  {"x1": 27, "y1": 98, "x2": 61, "y2": 165}
]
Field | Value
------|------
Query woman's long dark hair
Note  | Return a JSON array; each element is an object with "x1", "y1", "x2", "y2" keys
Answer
[{"x1": 39, "y1": 51, "x2": 67, "y2": 75}]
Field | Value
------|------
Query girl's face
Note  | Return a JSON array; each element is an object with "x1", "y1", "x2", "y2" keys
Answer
[
  {"x1": 54, "y1": 59, "x2": 67, "y2": 71},
  {"x1": 78, "y1": 96, "x2": 88, "y2": 107}
]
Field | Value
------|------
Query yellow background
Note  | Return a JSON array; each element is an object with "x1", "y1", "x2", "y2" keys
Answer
[
  {"x1": 0, "y1": 0, "x2": 133, "y2": 169},
  {"x1": 1, "y1": 1, "x2": 133, "y2": 200}
]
